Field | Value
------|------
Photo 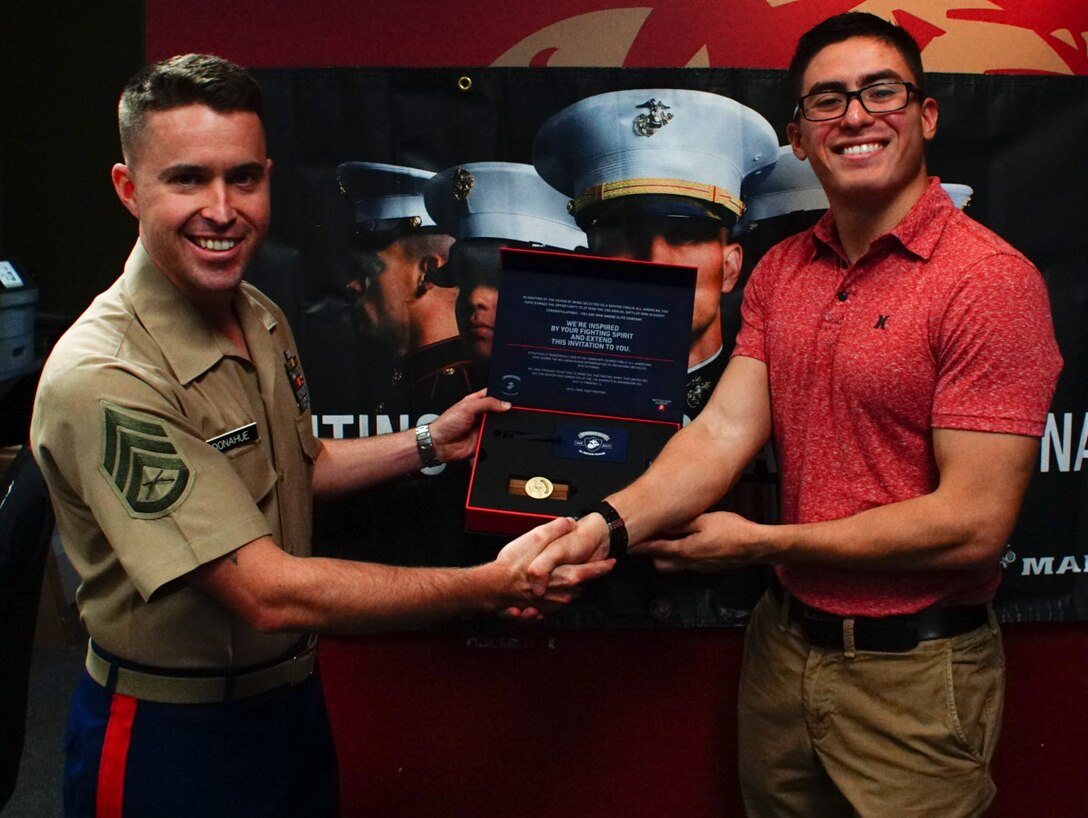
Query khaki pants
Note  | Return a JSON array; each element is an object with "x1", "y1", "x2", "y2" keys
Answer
[{"x1": 738, "y1": 589, "x2": 1004, "y2": 818}]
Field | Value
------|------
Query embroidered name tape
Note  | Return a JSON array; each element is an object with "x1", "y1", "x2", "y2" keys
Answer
[{"x1": 206, "y1": 423, "x2": 259, "y2": 454}]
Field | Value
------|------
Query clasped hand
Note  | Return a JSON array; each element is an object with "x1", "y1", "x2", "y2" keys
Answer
[
  {"x1": 629, "y1": 511, "x2": 763, "y2": 572},
  {"x1": 496, "y1": 516, "x2": 614, "y2": 621},
  {"x1": 515, "y1": 510, "x2": 764, "y2": 613}
]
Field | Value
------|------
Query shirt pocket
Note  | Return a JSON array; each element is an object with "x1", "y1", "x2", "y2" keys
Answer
[
  {"x1": 223, "y1": 437, "x2": 278, "y2": 504},
  {"x1": 295, "y1": 412, "x2": 320, "y2": 464}
]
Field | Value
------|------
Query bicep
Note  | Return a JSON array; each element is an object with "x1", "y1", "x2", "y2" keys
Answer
[
  {"x1": 696, "y1": 355, "x2": 772, "y2": 455},
  {"x1": 932, "y1": 427, "x2": 1039, "y2": 548}
]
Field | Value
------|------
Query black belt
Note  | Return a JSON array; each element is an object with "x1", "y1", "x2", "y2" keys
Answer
[{"x1": 770, "y1": 577, "x2": 990, "y2": 653}]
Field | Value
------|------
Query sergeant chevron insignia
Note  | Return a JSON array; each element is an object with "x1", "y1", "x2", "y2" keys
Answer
[{"x1": 99, "y1": 402, "x2": 193, "y2": 518}]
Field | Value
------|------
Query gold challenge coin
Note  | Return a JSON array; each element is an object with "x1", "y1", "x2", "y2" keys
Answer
[{"x1": 524, "y1": 476, "x2": 554, "y2": 500}]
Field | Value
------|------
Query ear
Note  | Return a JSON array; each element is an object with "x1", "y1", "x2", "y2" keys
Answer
[
  {"x1": 720, "y1": 241, "x2": 743, "y2": 294},
  {"x1": 920, "y1": 96, "x2": 939, "y2": 142},
  {"x1": 415, "y1": 255, "x2": 440, "y2": 297},
  {"x1": 418, "y1": 252, "x2": 449, "y2": 293},
  {"x1": 111, "y1": 163, "x2": 140, "y2": 219},
  {"x1": 786, "y1": 119, "x2": 807, "y2": 160}
]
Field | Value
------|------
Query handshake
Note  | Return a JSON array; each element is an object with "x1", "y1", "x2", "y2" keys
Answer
[
  {"x1": 490, "y1": 514, "x2": 616, "y2": 621},
  {"x1": 490, "y1": 502, "x2": 760, "y2": 620}
]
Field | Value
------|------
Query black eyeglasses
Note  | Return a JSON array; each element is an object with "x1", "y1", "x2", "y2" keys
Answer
[{"x1": 796, "y1": 81, "x2": 923, "y2": 122}]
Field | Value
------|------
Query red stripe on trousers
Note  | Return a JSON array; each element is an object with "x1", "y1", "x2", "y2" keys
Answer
[{"x1": 96, "y1": 693, "x2": 137, "y2": 818}]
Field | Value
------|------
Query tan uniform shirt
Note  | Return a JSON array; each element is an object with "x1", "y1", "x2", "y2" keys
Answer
[{"x1": 31, "y1": 242, "x2": 319, "y2": 668}]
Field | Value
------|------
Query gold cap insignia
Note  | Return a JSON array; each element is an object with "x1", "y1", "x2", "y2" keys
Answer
[{"x1": 453, "y1": 168, "x2": 475, "y2": 201}]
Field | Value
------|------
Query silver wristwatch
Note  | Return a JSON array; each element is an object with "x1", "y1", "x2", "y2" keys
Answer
[{"x1": 415, "y1": 423, "x2": 441, "y2": 467}]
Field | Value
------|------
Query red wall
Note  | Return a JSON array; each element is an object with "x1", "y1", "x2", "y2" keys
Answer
[
  {"x1": 145, "y1": 1, "x2": 1088, "y2": 74},
  {"x1": 320, "y1": 624, "x2": 1088, "y2": 816}
]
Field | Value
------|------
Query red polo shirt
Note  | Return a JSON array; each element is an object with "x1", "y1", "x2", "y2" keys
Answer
[{"x1": 734, "y1": 178, "x2": 1062, "y2": 615}]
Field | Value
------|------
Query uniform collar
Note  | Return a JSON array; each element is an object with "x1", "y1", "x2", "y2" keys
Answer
[
  {"x1": 122, "y1": 241, "x2": 278, "y2": 385},
  {"x1": 688, "y1": 344, "x2": 723, "y2": 375},
  {"x1": 811, "y1": 177, "x2": 953, "y2": 264},
  {"x1": 400, "y1": 336, "x2": 471, "y2": 380}
]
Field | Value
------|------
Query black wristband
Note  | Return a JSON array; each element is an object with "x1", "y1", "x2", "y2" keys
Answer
[{"x1": 584, "y1": 500, "x2": 628, "y2": 559}]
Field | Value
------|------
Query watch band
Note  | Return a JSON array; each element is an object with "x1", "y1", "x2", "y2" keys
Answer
[
  {"x1": 414, "y1": 424, "x2": 441, "y2": 467},
  {"x1": 586, "y1": 500, "x2": 627, "y2": 559}
]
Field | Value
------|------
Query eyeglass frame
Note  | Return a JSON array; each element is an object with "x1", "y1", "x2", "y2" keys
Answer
[{"x1": 794, "y1": 81, "x2": 925, "y2": 122}]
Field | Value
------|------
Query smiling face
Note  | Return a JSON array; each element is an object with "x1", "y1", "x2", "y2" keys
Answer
[
  {"x1": 787, "y1": 36, "x2": 937, "y2": 217},
  {"x1": 111, "y1": 104, "x2": 271, "y2": 308}
]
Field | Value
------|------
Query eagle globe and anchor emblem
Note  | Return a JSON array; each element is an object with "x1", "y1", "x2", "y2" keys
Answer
[{"x1": 634, "y1": 98, "x2": 672, "y2": 137}]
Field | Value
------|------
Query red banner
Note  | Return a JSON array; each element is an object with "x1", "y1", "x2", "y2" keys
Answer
[{"x1": 147, "y1": 0, "x2": 1088, "y2": 74}]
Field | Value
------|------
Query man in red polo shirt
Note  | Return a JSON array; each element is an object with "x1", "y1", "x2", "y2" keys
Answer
[{"x1": 528, "y1": 12, "x2": 1062, "y2": 816}]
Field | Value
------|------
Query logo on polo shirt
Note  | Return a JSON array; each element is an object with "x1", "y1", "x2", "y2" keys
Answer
[
  {"x1": 874, "y1": 314, "x2": 890, "y2": 330},
  {"x1": 99, "y1": 402, "x2": 193, "y2": 518}
]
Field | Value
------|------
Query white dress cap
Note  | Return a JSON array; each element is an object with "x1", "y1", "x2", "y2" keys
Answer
[
  {"x1": 424, "y1": 161, "x2": 585, "y2": 251},
  {"x1": 532, "y1": 89, "x2": 779, "y2": 227},
  {"x1": 337, "y1": 161, "x2": 437, "y2": 229}
]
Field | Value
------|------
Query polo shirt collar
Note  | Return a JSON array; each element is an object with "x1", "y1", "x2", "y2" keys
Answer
[
  {"x1": 121, "y1": 241, "x2": 278, "y2": 385},
  {"x1": 811, "y1": 176, "x2": 952, "y2": 263}
]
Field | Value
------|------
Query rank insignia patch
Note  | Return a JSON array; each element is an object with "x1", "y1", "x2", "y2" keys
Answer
[{"x1": 99, "y1": 403, "x2": 193, "y2": 518}]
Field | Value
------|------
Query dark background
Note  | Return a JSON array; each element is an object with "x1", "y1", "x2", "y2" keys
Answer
[
  {"x1": 0, "y1": 1, "x2": 144, "y2": 319},
  {"x1": 255, "y1": 65, "x2": 1088, "y2": 623}
]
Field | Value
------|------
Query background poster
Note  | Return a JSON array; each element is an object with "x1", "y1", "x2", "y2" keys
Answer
[{"x1": 246, "y1": 65, "x2": 1087, "y2": 625}]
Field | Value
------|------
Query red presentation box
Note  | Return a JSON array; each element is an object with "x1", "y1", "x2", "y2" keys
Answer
[
  {"x1": 465, "y1": 406, "x2": 680, "y2": 537},
  {"x1": 465, "y1": 248, "x2": 693, "y2": 537}
]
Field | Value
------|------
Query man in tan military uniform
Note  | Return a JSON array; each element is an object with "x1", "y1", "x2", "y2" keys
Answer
[{"x1": 30, "y1": 54, "x2": 609, "y2": 817}]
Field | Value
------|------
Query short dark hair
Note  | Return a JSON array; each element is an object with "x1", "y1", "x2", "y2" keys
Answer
[
  {"x1": 348, "y1": 232, "x2": 453, "y2": 284},
  {"x1": 118, "y1": 54, "x2": 264, "y2": 164},
  {"x1": 788, "y1": 13, "x2": 925, "y2": 98}
]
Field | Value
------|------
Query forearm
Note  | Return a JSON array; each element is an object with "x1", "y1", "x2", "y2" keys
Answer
[
  {"x1": 527, "y1": 356, "x2": 774, "y2": 579},
  {"x1": 754, "y1": 490, "x2": 1014, "y2": 573},
  {"x1": 745, "y1": 430, "x2": 1038, "y2": 573},
  {"x1": 247, "y1": 555, "x2": 509, "y2": 634},
  {"x1": 311, "y1": 390, "x2": 508, "y2": 497},
  {"x1": 311, "y1": 431, "x2": 424, "y2": 497},
  {"x1": 194, "y1": 537, "x2": 513, "y2": 634},
  {"x1": 612, "y1": 358, "x2": 772, "y2": 544},
  {"x1": 611, "y1": 413, "x2": 760, "y2": 546},
  {"x1": 630, "y1": 429, "x2": 1038, "y2": 578},
  {"x1": 193, "y1": 518, "x2": 602, "y2": 632}
]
